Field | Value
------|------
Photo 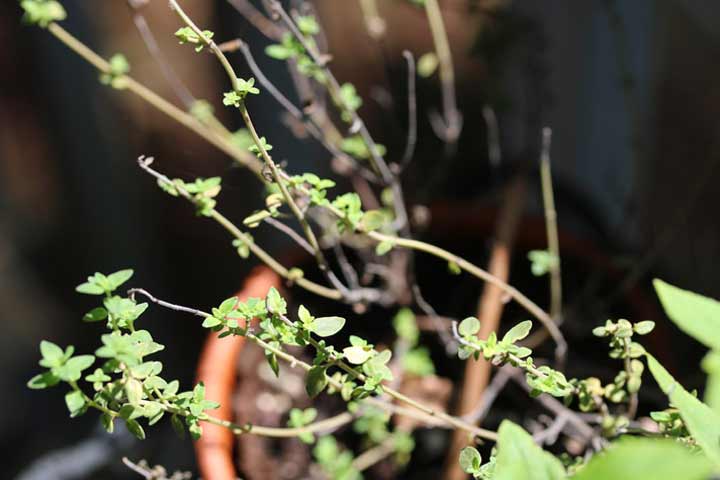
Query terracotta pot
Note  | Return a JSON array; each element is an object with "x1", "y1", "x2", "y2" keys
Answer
[{"x1": 194, "y1": 265, "x2": 281, "y2": 480}]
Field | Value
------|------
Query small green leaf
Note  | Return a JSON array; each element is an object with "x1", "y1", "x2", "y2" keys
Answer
[
  {"x1": 343, "y1": 346, "x2": 373, "y2": 365},
  {"x1": 27, "y1": 371, "x2": 60, "y2": 389},
  {"x1": 459, "y1": 446, "x2": 482, "y2": 474},
  {"x1": 417, "y1": 52, "x2": 439, "y2": 78},
  {"x1": 359, "y1": 210, "x2": 386, "y2": 232},
  {"x1": 266, "y1": 287, "x2": 287, "y2": 315},
  {"x1": 501, "y1": 321, "x2": 532, "y2": 344},
  {"x1": 171, "y1": 413, "x2": 185, "y2": 439},
  {"x1": 125, "y1": 378, "x2": 144, "y2": 406},
  {"x1": 376, "y1": 240, "x2": 394, "y2": 256},
  {"x1": 202, "y1": 316, "x2": 222, "y2": 328},
  {"x1": 126, "y1": 419, "x2": 146, "y2": 440},
  {"x1": 65, "y1": 390, "x2": 86, "y2": 417},
  {"x1": 107, "y1": 269, "x2": 134, "y2": 290},
  {"x1": 633, "y1": 320, "x2": 656, "y2": 335},
  {"x1": 306, "y1": 366, "x2": 328, "y2": 397},
  {"x1": 458, "y1": 317, "x2": 481, "y2": 337},
  {"x1": 310, "y1": 316, "x2": 346, "y2": 337},
  {"x1": 75, "y1": 282, "x2": 104, "y2": 295},
  {"x1": 39, "y1": 340, "x2": 65, "y2": 367},
  {"x1": 83, "y1": 307, "x2": 108, "y2": 323}
]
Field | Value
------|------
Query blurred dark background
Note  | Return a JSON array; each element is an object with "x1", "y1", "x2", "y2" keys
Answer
[{"x1": 3, "y1": 0, "x2": 720, "y2": 478}]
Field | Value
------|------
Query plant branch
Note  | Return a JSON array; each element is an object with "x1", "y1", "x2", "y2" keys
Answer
[
  {"x1": 369, "y1": 230, "x2": 567, "y2": 363},
  {"x1": 540, "y1": 127, "x2": 562, "y2": 322},
  {"x1": 45, "y1": 22, "x2": 263, "y2": 177},
  {"x1": 424, "y1": 0, "x2": 462, "y2": 145}
]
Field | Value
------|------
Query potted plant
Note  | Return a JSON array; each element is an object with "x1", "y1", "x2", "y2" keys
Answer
[{"x1": 21, "y1": 1, "x2": 720, "y2": 479}]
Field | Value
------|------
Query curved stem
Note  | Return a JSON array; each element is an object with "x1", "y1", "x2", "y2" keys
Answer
[
  {"x1": 369, "y1": 230, "x2": 567, "y2": 363},
  {"x1": 203, "y1": 411, "x2": 353, "y2": 438}
]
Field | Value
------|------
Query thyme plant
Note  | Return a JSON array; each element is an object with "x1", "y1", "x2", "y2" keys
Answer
[{"x1": 21, "y1": 0, "x2": 720, "y2": 478}]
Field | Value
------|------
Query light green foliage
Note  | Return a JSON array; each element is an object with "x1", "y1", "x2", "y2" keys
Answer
[
  {"x1": 229, "y1": 128, "x2": 254, "y2": 150},
  {"x1": 702, "y1": 350, "x2": 720, "y2": 412},
  {"x1": 647, "y1": 353, "x2": 720, "y2": 467},
  {"x1": 189, "y1": 99, "x2": 214, "y2": 124},
  {"x1": 494, "y1": 421, "x2": 565, "y2": 480},
  {"x1": 459, "y1": 446, "x2": 495, "y2": 479},
  {"x1": 247, "y1": 135, "x2": 272, "y2": 157},
  {"x1": 313, "y1": 436, "x2": 360, "y2": 480},
  {"x1": 354, "y1": 407, "x2": 390, "y2": 443},
  {"x1": 265, "y1": 31, "x2": 325, "y2": 82},
  {"x1": 333, "y1": 193, "x2": 364, "y2": 231},
  {"x1": 158, "y1": 177, "x2": 221, "y2": 216},
  {"x1": 572, "y1": 437, "x2": 712, "y2": 480},
  {"x1": 287, "y1": 407, "x2": 317, "y2": 444},
  {"x1": 341, "y1": 135, "x2": 387, "y2": 160},
  {"x1": 375, "y1": 240, "x2": 394, "y2": 256},
  {"x1": 29, "y1": 271, "x2": 220, "y2": 441},
  {"x1": 21, "y1": 0, "x2": 66, "y2": 27},
  {"x1": 76, "y1": 269, "x2": 134, "y2": 296},
  {"x1": 174, "y1": 26, "x2": 214, "y2": 52},
  {"x1": 297, "y1": 15, "x2": 320, "y2": 36},
  {"x1": 654, "y1": 278, "x2": 720, "y2": 350},
  {"x1": 417, "y1": 52, "x2": 439, "y2": 78},
  {"x1": 393, "y1": 308, "x2": 419, "y2": 345},
  {"x1": 223, "y1": 78, "x2": 260, "y2": 106},
  {"x1": 456, "y1": 318, "x2": 570, "y2": 397},
  {"x1": 338, "y1": 83, "x2": 362, "y2": 122},
  {"x1": 99, "y1": 54, "x2": 130, "y2": 89},
  {"x1": 527, "y1": 250, "x2": 559, "y2": 277}
]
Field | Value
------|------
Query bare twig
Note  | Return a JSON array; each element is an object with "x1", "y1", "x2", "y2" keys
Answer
[
  {"x1": 424, "y1": 0, "x2": 462, "y2": 146},
  {"x1": 226, "y1": 0, "x2": 284, "y2": 40},
  {"x1": 399, "y1": 50, "x2": 418, "y2": 170},
  {"x1": 358, "y1": 0, "x2": 386, "y2": 41},
  {"x1": 352, "y1": 434, "x2": 398, "y2": 472},
  {"x1": 540, "y1": 128, "x2": 562, "y2": 322},
  {"x1": 126, "y1": 0, "x2": 195, "y2": 108},
  {"x1": 263, "y1": 217, "x2": 314, "y2": 255}
]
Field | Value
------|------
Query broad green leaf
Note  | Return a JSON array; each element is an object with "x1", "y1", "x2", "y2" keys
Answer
[
  {"x1": 494, "y1": 421, "x2": 565, "y2": 480},
  {"x1": 573, "y1": 436, "x2": 712, "y2": 480},
  {"x1": 647, "y1": 353, "x2": 720, "y2": 467},
  {"x1": 310, "y1": 316, "x2": 345, "y2": 337},
  {"x1": 653, "y1": 279, "x2": 720, "y2": 350},
  {"x1": 375, "y1": 240, "x2": 393, "y2": 256},
  {"x1": 502, "y1": 320, "x2": 532, "y2": 344},
  {"x1": 458, "y1": 317, "x2": 481, "y2": 337},
  {"x1": 306, "y1": 366, "x2": 328, "y2": 398}
]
